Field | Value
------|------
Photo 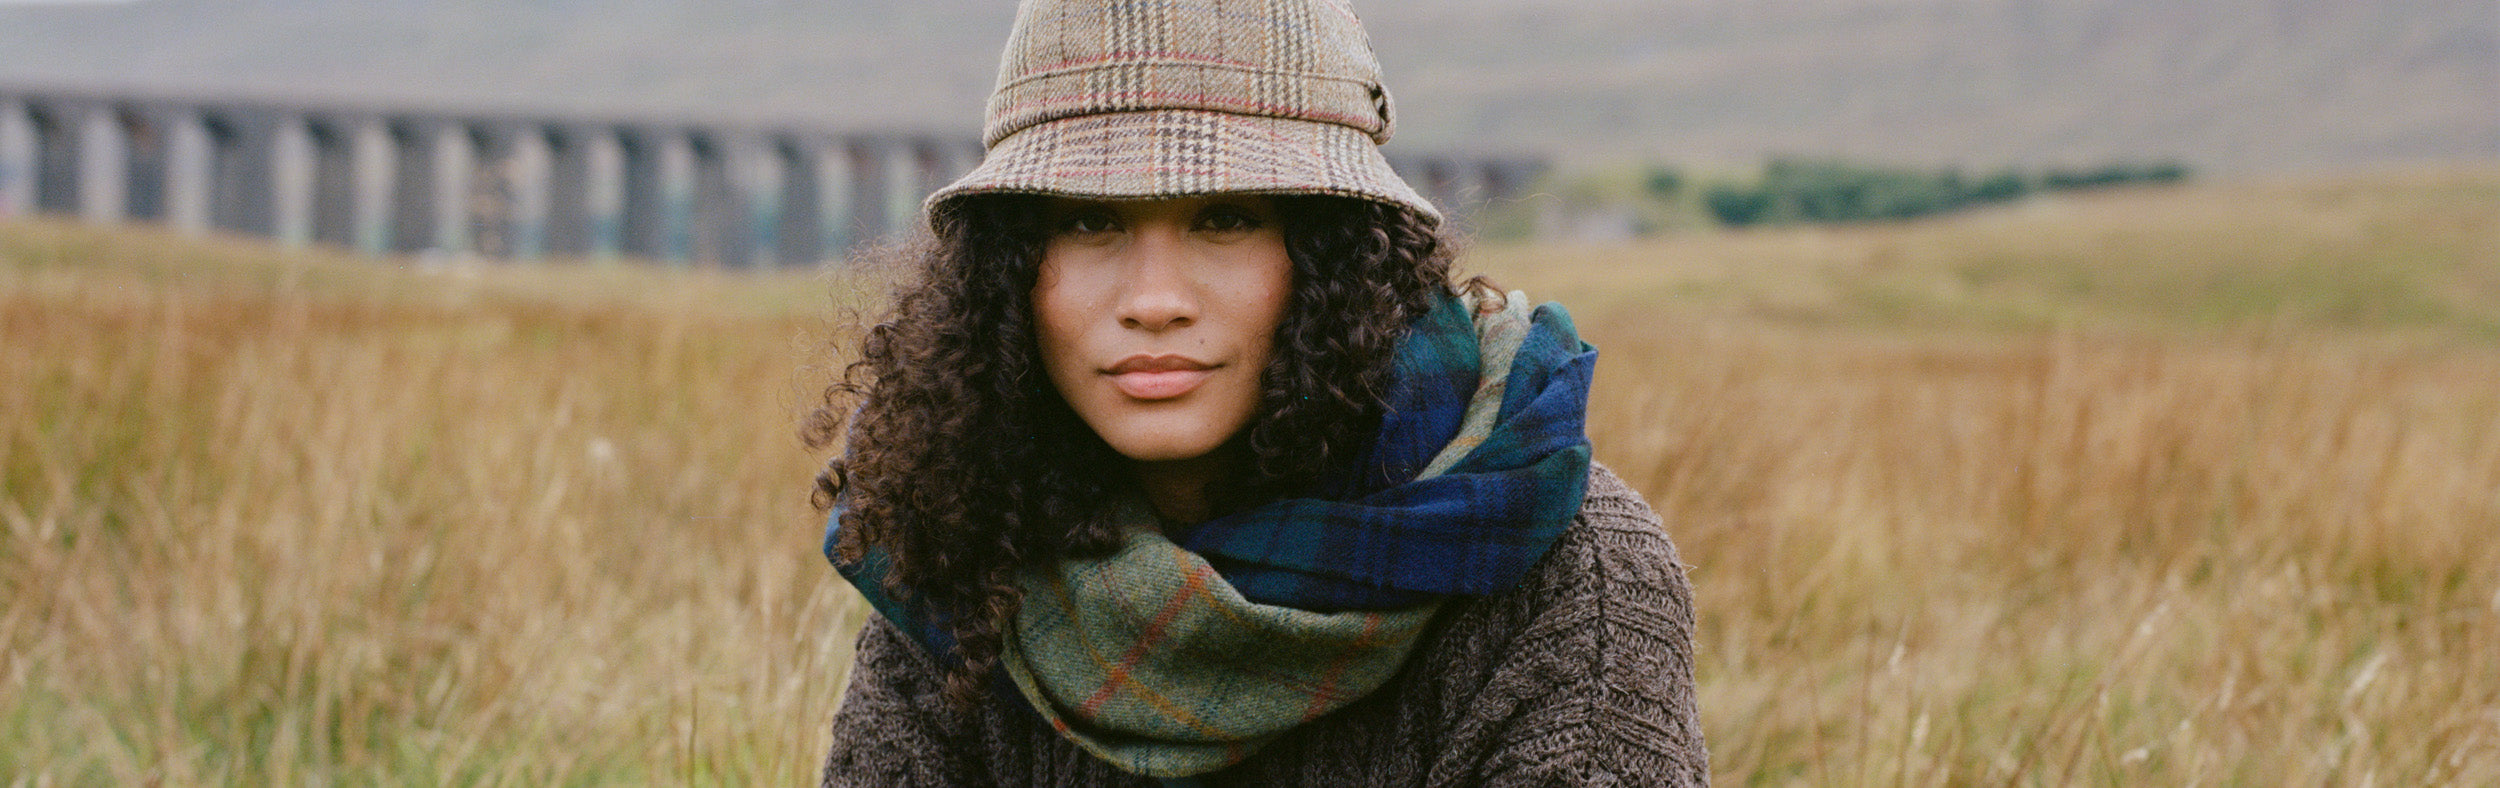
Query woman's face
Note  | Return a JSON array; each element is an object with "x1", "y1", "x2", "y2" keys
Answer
[{"x1": 1032, "y1": 195, "x2": 1292, "y2": 469}]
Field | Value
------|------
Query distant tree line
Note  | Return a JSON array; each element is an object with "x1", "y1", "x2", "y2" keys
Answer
[{"x1": 1672, "y1": 159, "x2": 2191, "y2": 228}]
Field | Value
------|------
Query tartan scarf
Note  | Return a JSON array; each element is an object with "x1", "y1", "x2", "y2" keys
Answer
[{"x1": 826, "y1": 286, "x2": 1595, "y2": 777}]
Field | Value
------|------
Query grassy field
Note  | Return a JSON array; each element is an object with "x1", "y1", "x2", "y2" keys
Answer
[{"x1": 4, "y1": 168, "x2": 2495, "y2": 784}]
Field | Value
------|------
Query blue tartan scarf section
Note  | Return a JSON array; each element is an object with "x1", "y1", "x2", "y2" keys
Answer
[{"x1": 1180, "y1": 287, "x2": 1596, "y2": 610}]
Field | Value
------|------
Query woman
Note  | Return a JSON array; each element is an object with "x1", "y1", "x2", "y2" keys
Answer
[{"x1": 808, "y1": 0, "x2": 1707, "y2": 784}]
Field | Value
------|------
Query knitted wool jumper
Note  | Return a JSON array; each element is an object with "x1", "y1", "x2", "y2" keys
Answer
[{"x1": 819, "y1": 464, "x2": 1710, "y2": 786}]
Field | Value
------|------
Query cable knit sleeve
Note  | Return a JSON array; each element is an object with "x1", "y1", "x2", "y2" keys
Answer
[
  {"x1": 819, "y1": 616, "x2": 980, "y2": 788},
  {"x1": 1415, "y1": 463, "x2": 1710, "y2": 787}
]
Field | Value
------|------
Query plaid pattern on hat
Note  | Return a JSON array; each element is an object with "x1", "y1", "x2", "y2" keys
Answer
[{"x1": 929, "y1": 0, "x2": 1440, "y2": 224}]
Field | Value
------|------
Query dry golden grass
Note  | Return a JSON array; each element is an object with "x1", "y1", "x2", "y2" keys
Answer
[
  {"x1": 2, "y1": 227, "x2": 869, "y2": 783},
  {"x1": 1576, "y1": 328, "x2": 2498, "y2": 784},
  {"x1": 4, "y1": 167, "x2": 2496, "y2": 784}
]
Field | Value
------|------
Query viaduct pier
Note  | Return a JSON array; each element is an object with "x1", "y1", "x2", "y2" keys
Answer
[{"x1": 0, "y1": 86, "x2": 1547, "y2": 266}]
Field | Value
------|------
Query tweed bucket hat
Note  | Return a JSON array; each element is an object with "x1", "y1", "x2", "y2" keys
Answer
[{"x1": 927, "y1": 0, "x2": 1440, "y2": 225}]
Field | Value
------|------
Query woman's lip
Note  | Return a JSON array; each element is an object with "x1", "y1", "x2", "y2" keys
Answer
[
  {"x1": 1105, "y1": 354, "x2": 1214, "y2": 374},
  {"x1": 1108, "y1": 369, "x2": 1213, "y2": 400}
]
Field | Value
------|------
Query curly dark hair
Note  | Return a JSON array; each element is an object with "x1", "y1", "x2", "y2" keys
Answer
[{"x1": 802, "y1": 193, "x2": 1456, "y2": 701}]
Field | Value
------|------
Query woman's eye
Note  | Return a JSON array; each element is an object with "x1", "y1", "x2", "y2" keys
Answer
[
  {"x1": 1196, "y1": 208, "x2": 1264, "y2": 234},
  {"x1": 1057, "y1": 213, "x2": 1119, "y2": 236}
]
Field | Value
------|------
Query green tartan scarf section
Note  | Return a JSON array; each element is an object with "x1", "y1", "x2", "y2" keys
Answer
[
  {"x1": 999, "y1": 288, "x2": 1538, "y2": 777},
  {"x1": 1000, "y1": 516, "x2": 1440, "y2": 777}
]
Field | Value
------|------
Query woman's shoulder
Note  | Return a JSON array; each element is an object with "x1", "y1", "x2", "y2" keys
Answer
[
  {"x1": 1391, "y1": 459, "x2": 1709, "y2": 783},
  {"x1": 1572, "y1": 460, "x2": 1683, "y2": 562},
  {"x1": 1505, "y1": 459, "x2": 1693, "y2": 617},
  {"x1": 1241, "y1": 461, "x2": 1708, "y2": 784}
]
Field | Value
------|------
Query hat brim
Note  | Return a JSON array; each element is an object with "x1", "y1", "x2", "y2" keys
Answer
[{"x1": 926, "y1": 109, "x2": 1442, "y2": 227}]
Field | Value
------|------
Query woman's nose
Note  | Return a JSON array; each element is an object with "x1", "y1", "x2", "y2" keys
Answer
[{"x1": 1115, "y1": 228, "x2": 1198, "y2": 331}]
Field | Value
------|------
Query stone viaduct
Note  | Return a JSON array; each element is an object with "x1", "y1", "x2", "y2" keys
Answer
[{"x1": 0, "y1": 86, "x2": 1548, "y2": 266}]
